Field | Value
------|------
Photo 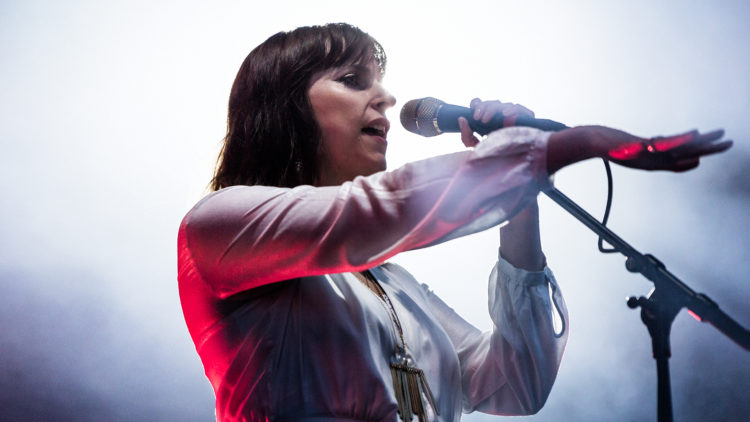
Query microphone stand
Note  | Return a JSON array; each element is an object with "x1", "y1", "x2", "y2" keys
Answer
[{"x1": 542, "y1": 186, "x2": 750, "y2": 422}]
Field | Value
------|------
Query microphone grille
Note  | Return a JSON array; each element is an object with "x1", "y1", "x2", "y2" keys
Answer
[{"x1": 399, "y1": 97, "x2": 444, "y2": 137}]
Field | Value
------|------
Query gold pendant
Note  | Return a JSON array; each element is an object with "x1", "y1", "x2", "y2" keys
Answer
[{"x1": 390, "y1": 351, "x2": 438, "y2": 421}]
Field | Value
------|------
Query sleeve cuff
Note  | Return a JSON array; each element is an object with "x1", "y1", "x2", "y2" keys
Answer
[
  {"x1": 478, "y1": 127, "x2": 553, "y2": 191},
  {"x1": 496, "y1": 252, "x2": 549, "y2": 287}
]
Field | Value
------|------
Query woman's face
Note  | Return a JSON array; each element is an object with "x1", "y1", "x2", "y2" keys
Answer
[{"x1": 308, "y1": 60, "x2": 396, "y2": 186}]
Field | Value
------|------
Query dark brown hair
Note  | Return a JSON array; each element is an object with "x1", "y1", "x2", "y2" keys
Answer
[{"x1": 210, "y1": 23, "x2": 386, "y2": 190}]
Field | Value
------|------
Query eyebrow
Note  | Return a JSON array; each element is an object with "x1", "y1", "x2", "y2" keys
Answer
[{"x1": 349, "y1": 62, "x2": 383, "y2": 80}]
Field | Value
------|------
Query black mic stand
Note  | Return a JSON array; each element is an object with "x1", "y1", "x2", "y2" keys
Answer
[{"x1": 542, "y1": 186, "x2": 750, "y2": 422}]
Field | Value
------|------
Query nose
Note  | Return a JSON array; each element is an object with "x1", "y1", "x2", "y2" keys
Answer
[{"x1": 371, "y1": 81, "x2": 397, "y2": 114}]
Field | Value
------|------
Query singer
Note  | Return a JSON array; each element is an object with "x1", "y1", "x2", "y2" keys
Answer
[{"x1": 177, "y1": 23, "x2": 731, "y2": 422}]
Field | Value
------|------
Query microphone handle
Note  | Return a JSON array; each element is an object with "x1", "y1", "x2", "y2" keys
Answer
[{"x1": 436, "y1": 103, "x2": 569, "y2": 135}]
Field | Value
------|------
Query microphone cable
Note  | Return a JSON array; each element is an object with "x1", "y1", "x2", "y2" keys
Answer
[{"x1": 598, "y1": 159, "x2": 617, "y2": 253}]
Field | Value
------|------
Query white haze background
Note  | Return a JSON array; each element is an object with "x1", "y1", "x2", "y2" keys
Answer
[{"x1": 1, "y1": 0, "x2": 749, "y2": 421}]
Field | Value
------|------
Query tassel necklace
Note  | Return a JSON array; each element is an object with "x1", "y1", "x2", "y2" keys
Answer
[{"x1": 354, "y1": 270, "x2": 439, "y2": 422}]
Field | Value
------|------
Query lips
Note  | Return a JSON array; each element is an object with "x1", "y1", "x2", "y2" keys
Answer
[
  {"x1": 361, "y1": 118, "x2": 389, "y2": 139},
  {"x1": 361, "y1": 126, "x2": 386, "y2": 137}
]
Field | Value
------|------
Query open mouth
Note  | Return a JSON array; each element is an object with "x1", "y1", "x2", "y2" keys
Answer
[{"x1": 361, "y1": 126, "x2": 386, "y2": 138}]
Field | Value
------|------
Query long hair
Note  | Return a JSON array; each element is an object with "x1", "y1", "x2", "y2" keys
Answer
[{"x1": 210, "y1": 23, "x2": 387, "y2": 190}]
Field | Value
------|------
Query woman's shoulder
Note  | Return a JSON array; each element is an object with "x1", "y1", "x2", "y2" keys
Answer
[
  {"x1": 182, "y1": 185, "x2": 302, "y2": 225},
  {"x1": 377, "y1": 262, "x2": 435, "y2": 298},
  {"x1": 193, "y1": 185, "x2": 288, "y2": 209}
]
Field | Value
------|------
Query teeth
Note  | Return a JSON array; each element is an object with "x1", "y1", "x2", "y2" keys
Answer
[{"x1": 363, "y1": 125, "x2": 386, "y2": 136}]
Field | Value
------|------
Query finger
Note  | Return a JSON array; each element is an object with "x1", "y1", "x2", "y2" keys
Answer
[
  {"x1": 480, "y1": 101, "x2": 503, "y2": 123},
  {"x1": 501, "y1": 104, "x2": 518, "y2": 117},
  {"x1": 695, "y1": 129, "x2": 724, "y2": 142},
  {"x1": 676, "y1": 139, "x2": 733, "y2": 158},
  {"x1": 516, "y1": 104, "x2": 535, "y2": 117},
  {"x1": 650, "y1": 129, "x2": 722, "y2": 155},
  {"x1": 470, "y1": 99, "x2": 503, "y2": 123},
  {"x1": 479, "y1": 100, "x2": 516, "y2": 123},
  {"x1": 676, "y1": 129, "x2": 724, "y2": 149},
  {"x1": 672, "y1": 129, "x2": 731, "y2": 152},
  {"x1": 470, "y1": 98, "x2": 482, "y2": 120},
  {"x1": 700, "y1": 139, "x2": 733, "y2": 155},
  {"x1": 459, "y1": 117, "x2": 480, "y2": 147},
  {"x1": 475, "y1": 101, "x2": 496, "y2": 122}
]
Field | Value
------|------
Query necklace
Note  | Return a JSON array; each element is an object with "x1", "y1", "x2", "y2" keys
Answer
[{"x1": 354, "y1": 270, "x2": 439, "y2": 422}]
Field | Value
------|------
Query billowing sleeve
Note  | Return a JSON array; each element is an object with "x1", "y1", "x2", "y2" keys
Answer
[
  {"x1": 178, "y1": 128, "x2": 552, "y2": 298},
  {"x1": 423, "y1": 255, "x2": 568, "y2": 416}
]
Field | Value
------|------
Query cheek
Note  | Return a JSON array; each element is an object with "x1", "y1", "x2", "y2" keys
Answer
[
  {"x1": 317, "y1": 115, "x2": 350, "y2": 146},
  {"x1": 319, "y1": 108, "x2": 359, "y2": 143},
  {"x1": 308, "y1": 82, "x2": 363, "y2": 146}
]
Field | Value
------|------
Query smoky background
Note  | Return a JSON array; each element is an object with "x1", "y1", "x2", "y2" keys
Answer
[{"x1": 1, "y1": 1, "x2": 748, "y2": 421}]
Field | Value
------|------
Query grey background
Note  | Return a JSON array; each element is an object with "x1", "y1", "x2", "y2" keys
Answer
[{"x1": 2, "y1": 1, "x2": 748, "y2": 421}]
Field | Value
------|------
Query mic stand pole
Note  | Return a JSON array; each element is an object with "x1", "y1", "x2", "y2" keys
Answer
[{"x1": 542, "y1": 186, "x2": 750, "y2": 422}]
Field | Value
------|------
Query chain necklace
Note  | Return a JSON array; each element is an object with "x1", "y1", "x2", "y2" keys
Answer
[{"x1": 354, "y1": 270, "x2": 439, "y2": 422}]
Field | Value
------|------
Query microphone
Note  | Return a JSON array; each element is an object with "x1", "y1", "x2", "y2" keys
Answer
[{"x1": 400, "y1": 97, "x2": 569, "y2": 137}]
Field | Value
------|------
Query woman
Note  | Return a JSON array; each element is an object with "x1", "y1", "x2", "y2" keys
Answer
[{"x1": 177, "y1": 23, "x2": 730, "y2": 422}]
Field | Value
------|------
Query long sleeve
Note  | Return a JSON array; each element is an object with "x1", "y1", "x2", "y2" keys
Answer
[
  {"x1": 422, "y1": 255, "x2": 568, "y2": 416},
  {"x1": 179, "y1": 127, "x2": 552, "y2": 299},
  {"x1": 178, "y1": 127, "x2": 568, "y2": 421}
]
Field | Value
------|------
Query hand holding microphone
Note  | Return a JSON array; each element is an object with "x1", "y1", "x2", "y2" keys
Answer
[
  {"x1": 457, "y1": 98, "x2": 541, "y2": 147},
  {"x1": 399, "y1": 97, "x2": 568, "y2": 138}
]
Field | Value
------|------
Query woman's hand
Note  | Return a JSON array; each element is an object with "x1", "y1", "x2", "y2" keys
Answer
[
  {"x1": 602, "y1": 128, "x2": 732, "y2": 172},
  {"x1": 547, "y1": 126, "x2": 733, "y2": 174},
  {"x1": 458, "y1": 98, "x2": 535, "y2": 148}
]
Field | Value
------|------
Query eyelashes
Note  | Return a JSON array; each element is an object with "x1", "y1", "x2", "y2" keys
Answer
[
  {"x1": 337, "y1": 73, "x2": 366, "y2": 89},
  {"x1": 336, "y1": 66, "x2": 374, "y2": 90}
]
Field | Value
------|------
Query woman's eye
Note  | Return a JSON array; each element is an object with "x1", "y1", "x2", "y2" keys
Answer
[{"x1": 338, "y1": 73, "x2": 366, "y2": 89}]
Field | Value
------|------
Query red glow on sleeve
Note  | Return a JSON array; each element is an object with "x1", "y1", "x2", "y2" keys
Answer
[
  {"x1": 654, "y1": 133, "x2": 692, "y2": 152},
  {"x1": 608, "y1": 142, "x2": 644, "y2": 160},
  {"x1": 687, "y1": 309, "x2": 702, "y2": 322}
]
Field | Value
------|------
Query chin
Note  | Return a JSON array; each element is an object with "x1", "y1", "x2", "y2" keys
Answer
[
  {"x1": 371, "y1": 160, "x2": 387, "y2": 175},
  {"x1": 349, "y1": 159, "x2": 387, "y2": 181}
]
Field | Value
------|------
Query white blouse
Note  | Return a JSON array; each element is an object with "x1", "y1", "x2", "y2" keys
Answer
[{"x1": 177, "y1": 127, "x2": 569, "y2": 421}]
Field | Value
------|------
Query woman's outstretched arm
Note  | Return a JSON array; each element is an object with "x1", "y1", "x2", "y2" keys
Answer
[
  {"x1": 546, "y1": 125, "x2": 731, "y2": 174},
  {"x1": 459, "y1": 100, "x2": 732, "y2": 272}
]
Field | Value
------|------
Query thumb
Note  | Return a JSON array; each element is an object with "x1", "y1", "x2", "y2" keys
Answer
[{"x1": 459, "y1": 117, "x2": 480, "y2": 147}]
